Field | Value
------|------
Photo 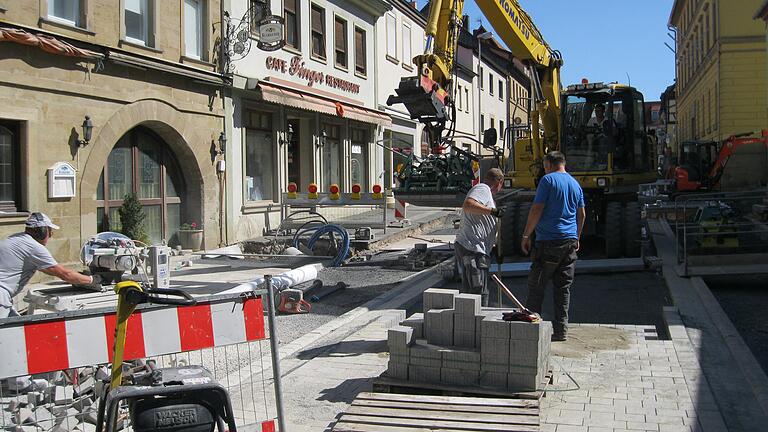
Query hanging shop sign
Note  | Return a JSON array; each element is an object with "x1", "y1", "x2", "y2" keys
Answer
[
  {"x1": 257, "y1": 16, "x2": 285, "y2": 51},
  {"x1": 265, "y1": 55, "x2": 361, "y2": 95}
]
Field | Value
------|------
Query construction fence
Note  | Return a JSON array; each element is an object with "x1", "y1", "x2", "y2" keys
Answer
[
  {"x1": 673, "y1": 189, "x2": 768, "y2": 275},
  {"x1": 0, "y1": 285, "x2": 286, "y2": 431}
]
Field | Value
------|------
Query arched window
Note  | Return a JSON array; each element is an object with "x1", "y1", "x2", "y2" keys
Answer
[{"x1": 96, "y1": 127, "x2": 185, "y2": 245}]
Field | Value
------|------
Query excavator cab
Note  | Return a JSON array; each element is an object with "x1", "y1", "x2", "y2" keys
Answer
[
  {"x1": 561, "y1": 83, "x2": 654, "y2": 184},
  {"x1": 676, "y1": 140, "x2": 718, "y2": 188}
]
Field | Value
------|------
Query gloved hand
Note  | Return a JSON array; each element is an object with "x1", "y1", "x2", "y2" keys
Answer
[
  {"x1": 490, "y1": 206, "x2": 506, "y2": 218},
  {"x1": 75, "y1": 273, "x2": 103, "y2": 290}
]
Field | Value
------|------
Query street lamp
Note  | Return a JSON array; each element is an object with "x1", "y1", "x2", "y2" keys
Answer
[
  {"x1": 217, "y1": 132, "x2": 227, "y2": 155},
  {"x1": 476, "y1": 31, "x2": 493, "y2": 145}
]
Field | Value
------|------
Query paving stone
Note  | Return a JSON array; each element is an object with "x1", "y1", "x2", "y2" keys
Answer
[
  {"x1": 453, "y1": 313, "x2": 476, "y2": 332},
  {"x1": 480, "y1": 316, "x2": 510, "y2": 339},
  {"x1": 478, "y1": 370, "x2": 506, "y2": 388},
  {"x1": 442, "y1": 348, "x2": 480, "y2": 363},
  {"x1": 387, "y1": 326, "x2": 413, "y2": 354},
  {"x1": 507, "y1": 371, "x2": 540, "y2": 391},
  {"x1": 442, "y1": 359, "x2": 481, "y2": 371},
  {"x1": 401, "y1": 313, "x2": 424, "y2": 339},
  {"x1": 508, "y1": 321, "x2": 542, "y2": 340},
  {"x1": 509, "y1": 339, "x2": 541, "y2": 366},
  {"x1": 408, "y1": 365, "x2": 441, "y2": 383},
  {"x1": 440, "y1": 367, "x2": 479, "y2": 386},
  {"x1": 453, "y1": 330, "x2": 475, "y2": 348},
  {"x1": 423, "y1": 288, "x2": 458, "y2": 312},
  {"x1": 481, "y1": 337, "x2": 510, "y2": 364},
  {"x1": 454, "y1": 294, "x2": 481, "y2": 316},
  {"x1": 386, "y1": 361, "x2": 408, "y2": 380}
]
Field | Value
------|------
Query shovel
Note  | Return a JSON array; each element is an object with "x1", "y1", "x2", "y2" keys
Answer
[{"x1": 491, "y1": 274, "x2": 541, "y2": 321}]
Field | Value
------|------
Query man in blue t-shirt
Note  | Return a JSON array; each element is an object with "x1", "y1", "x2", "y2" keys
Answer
[{"x1": 520, "y1": 151, "x2": 585, "y2": 341}]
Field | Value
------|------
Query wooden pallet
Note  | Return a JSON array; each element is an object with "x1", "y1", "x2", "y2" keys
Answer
[
  {"x1": 371, "y1": 370, "x2": 552, "y2": 400},
  {"x1": 332, "y1": 392, "x2": 540, "y2": 431}
]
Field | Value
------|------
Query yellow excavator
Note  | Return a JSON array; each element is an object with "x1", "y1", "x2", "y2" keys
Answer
[{"x1": 387, "y1": 0, "x2": 656, "y2": 258}]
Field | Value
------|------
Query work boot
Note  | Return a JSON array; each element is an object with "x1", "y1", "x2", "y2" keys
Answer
[{"x1": 551, "y1": 333, "x2": 567, "y2": 342}]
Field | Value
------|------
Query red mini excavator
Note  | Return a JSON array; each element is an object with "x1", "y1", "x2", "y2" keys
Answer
[{"x1": 674, "y1": 130, "x2": 768, "y2": 192}]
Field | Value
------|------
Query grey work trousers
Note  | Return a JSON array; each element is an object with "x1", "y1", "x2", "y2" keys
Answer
[
  {"x1": 454, "y1": 243, "x2": 490, "y2": 307},
  {"x1": 526, "y1": 239, "x2": 578, "y2": 337}
]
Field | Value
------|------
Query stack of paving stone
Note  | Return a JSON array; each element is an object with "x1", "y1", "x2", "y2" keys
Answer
[
  {"x1": 387, "y1": 288, "x2": 552, "y2": 391},
  {"x1": 1, "y1": 366, "x2": 117, "y2": 431}
]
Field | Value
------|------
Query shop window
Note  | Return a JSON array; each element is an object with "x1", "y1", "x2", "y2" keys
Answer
[
  {"x1": 402, "y1": 23, "x2": 412, "y2": 68},
  {"x1": 311, "y1": 4, "x2": 326, "y2": 60},
  {"x1": 386, "y1": 14, "x2": 397, "y2": 61},
  {"x1": 334, "y1": 16, "x2": 348, "y2": 69},
  {"x1": 350, "y1": 127, "x2": 369, "y2": 189},
  {"x1": 284, "y1": 0, "x2": 299, "y2": 49},
  {"x1": 322, "y1": 124, "x2": 342, "y2": 191},
  {"x1": 354, "y1": 26, "x2": 367, "y2": 76},
  {"x1": 245, "y1": 111, "x2": 275, "y2": 202},
  {"x1": 49, "y1": 0, "x2": 82, "y2": 27},
  {"x1": 0, "y1": 122, "x2": 21, "y2": 213},
  {"x1": 125, "y1": 0, "x2": 154, "y2": 47},
  {"x1": 184, "y1": 0, "x2": 204, "y2": 59}
]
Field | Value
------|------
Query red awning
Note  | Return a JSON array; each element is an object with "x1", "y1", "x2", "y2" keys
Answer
[
  {"x1": 256, "y1": 80, "x2": 391, "y2": 127},
  {"x1": 0, "y1": 27, "x2": 102, "y2": 60}
]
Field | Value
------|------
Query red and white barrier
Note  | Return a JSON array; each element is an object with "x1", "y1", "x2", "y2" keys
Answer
[
  {"x1": 395, "y1": 199, "x2": 408, "y2": 220},
  {"x1": 0, "y1": 297, "x2": 265, "y2": 378}
]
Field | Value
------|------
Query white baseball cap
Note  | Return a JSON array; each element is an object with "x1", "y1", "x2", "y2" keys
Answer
[{"x1": 25, "y1": 212, "x2": 60, "y2": 230}]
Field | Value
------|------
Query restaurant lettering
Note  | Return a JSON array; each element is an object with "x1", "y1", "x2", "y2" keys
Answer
[{"x1": 266, "y1": 55, "x2": 360, "y2": 94}]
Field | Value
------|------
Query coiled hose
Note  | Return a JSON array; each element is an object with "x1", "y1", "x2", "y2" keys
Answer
[{"x1": 293, "y1": 223, "x2": 350, "y2": 267}]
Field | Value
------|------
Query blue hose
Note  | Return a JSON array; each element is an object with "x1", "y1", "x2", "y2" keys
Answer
[{"x1": 293, "y1": 223, "x2": 350, "y2": 267}]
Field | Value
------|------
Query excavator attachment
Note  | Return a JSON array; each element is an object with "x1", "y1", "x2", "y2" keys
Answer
[{"x1": 387, "y1": 74, "x2": 448, "y2": 124}]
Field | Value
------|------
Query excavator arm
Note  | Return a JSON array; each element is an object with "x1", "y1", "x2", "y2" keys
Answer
[
  {"x1": 475, "y1": 0, "x2": 563, "y2": 157},
  {"x1": 708, "y1": 130, "x2": 768, "y2": 188}
]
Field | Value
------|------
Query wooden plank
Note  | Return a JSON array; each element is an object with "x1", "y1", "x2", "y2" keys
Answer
[
  {"x1": 355, "y1": 392, "x2": 539, "y2": 409},
  {"x1": 344, "y1": 405, "x2": 538, "y2": 426},
  {"x1": 332, "y1": 421, "x2": 486, "y2": 432},
  {"x1": 351, "y1": 399, "x2": 539, "y2": 416},
  {"x1": 333, "y1": 415, "x2": 539, "y2": 432},
  {"x1": 372, "y1": 376, "x2": 546, "y2": 399}
]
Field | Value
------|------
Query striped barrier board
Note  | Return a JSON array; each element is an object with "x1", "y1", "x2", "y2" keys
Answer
[
  {"x1": 0, "y1": 296, "x2": 265, "y2": 378},
  {"x1": 395, "y1": 199, "x2": 408, "y2": 220}
]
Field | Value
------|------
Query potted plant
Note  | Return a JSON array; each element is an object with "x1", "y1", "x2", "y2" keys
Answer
[{"x1": 178, "y1": 221, "x2": 203, "y2": 251}]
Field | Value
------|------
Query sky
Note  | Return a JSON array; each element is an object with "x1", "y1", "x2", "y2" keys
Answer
[{"x1": 417, "y1": 0, "x2": 676, "y2": 101}]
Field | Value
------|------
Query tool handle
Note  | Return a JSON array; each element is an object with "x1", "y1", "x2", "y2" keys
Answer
[
  {"x1": 491, "y1": 274, "x2": 527, "y2": 310},
  {"x1": 144, "y1": 287, "x2": 197, "y2": 306}
]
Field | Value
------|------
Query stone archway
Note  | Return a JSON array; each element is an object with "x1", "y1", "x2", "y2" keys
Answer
[{"x1": 79, "y1": 99, "x2": 217, "y2": 245}]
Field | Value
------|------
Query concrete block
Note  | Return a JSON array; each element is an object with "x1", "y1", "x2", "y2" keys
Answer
[
  {"x1": 509, "y1": 339, "x2": 540, "y2": 366},
  {"x1": 454, "y1": 294, "x2": 481, "y2": 316},
  {"x1": 507, "y1": 372, "x2": 540, "y2": 391},
  {"x1": 5, "y1": 398, "x2": 21, "y2": 412},
  {"x1": 389, "y1": 353, "x2": 409, "y2": 365},
  {"x1": 423, "y1": 288, "x2": 458, "y2": 312},
  {"x1": 409, "y1": 340, "x2": 444, "y2": 360},
  {"x1": 442, "y1": 348, "x2": 480, "y2": 363},
  {"x1": 14, "y1": 407, "x2": 34, "y2": 425},
  {"x1": 453, "y1": 313, "x2": 476, "y2": 332},
  {"x1": 74, "y1": 377, "x2": 95, "y2": 397},
  {"x1": 408, "y1": 365, "x2": 441, "y2": 383},
  {"x1": 475, "y1": 315, "x2": 484, "y2": 348},
  {"x1": 508, "y1": 365, "x2": 539, "y2": 375},
  {"x1": 94, "y1": 367, "x2": 110, "y2": 382},
  {"x1": 481, "y1": 317, "x2": 510, "y2": 340},
  {"x1": 479, "y1": 371, "x2": 507, "y2": 388},
  {"x1": 71, "y1": 396, "x2": 93, "y2": 413},
  {"x1": 410, "y1": 356, "x2": 443, "y2": 368},
  {"x1": 401, "y1": 313, "x2": 424, "y2": 339},
  {"x1": 480, "y1": 362, "x2": 508, "y2": 373},
  {"x1": 443, "y1": 359, "x2": 481, "y2": 371},
  {"x1": 440, "y1": 367, "x2": 480, "y2": 386},
  {"x1": 425, "y1": 309, "x2": 453, "y2": 346},
  {"x1": 453, "y1": 330, "x2": 475, "y2": 348},
  {"x1": 388, "y1": 326, "x2": 414, "y2": 354},
  {"x1": 481, "y1": 337, "x2": 510, "y2": 364},
  {"x1": 387, "y1": 362, "x2": 408, "y2": 380},
  {"x1": 53, "y1": 386, "x2": 73, "y2": 405},
  {"x1": 508, "y1": 321, "x2": 541, "y2": 340},
  {"x1": 26, "y1": 392, "x2": 43, "y2": 408}
]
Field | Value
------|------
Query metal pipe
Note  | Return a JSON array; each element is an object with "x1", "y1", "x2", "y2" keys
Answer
[{"x1": 265, "y1": 275, "x2": 287, "y2": 431}]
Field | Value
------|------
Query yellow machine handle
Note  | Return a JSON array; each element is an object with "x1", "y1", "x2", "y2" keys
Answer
[{"x1": 110, "y1": 280, "x2": 144, "y2": 390}]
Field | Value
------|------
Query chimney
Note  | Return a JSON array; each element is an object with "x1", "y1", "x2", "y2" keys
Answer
[
  {"x1": 410, "y1": 0, "x2": 417, "y2": 8},
  {"x1": 462, "y1": 14, "x2": 469, "y2": 30}
]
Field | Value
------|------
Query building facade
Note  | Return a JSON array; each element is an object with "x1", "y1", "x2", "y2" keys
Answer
[
  {"x1": 0, "y1": 0, "x2": 226, "y2": 263},
  {"x1": 670, "y1": 0, "x2": 767, "y2": 189},
  {"x1": 224, "y1": 0, "x2": 391, "y2": 242},
  {"x1": 376, "y1": 0, "x2": 426, "y2": 192}
]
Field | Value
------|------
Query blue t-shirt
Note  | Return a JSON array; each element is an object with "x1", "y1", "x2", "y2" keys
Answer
[{"x1": 532, "y1": 172, "x2": 585, "y2": 241}]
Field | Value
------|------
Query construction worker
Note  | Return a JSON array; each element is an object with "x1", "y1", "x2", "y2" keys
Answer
[
  {"x1": 520, "y1": 152, "x2": 585, "y2": 342},
  {"x1": 454, "y1": 168, "x2": 505, "y2": 306},
  {"x1": 0, "y1": 212, "x2": 100, "y2": 318}
]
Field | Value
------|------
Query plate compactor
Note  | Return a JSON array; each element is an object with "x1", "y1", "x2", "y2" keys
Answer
[{"x1": 95, "y1": 281, "x2": 238, "y2": 432}]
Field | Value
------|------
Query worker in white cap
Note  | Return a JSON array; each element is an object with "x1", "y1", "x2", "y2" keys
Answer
[{"x1": 0, "y1": 212, "x2": 100, "y2": 318}]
